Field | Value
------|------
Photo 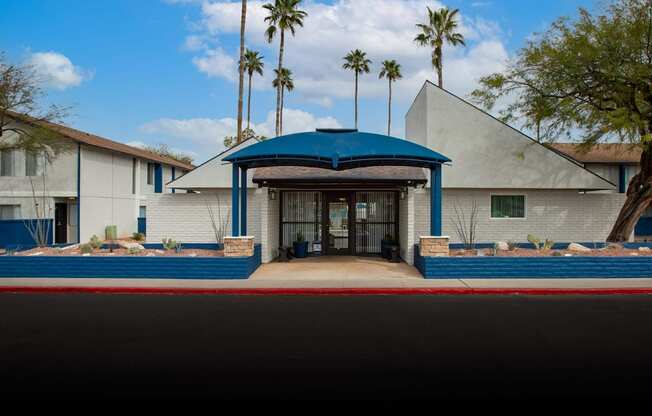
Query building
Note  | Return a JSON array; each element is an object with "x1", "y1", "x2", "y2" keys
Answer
[
  {"x1": 0, "y1": 114, "x2": 193, "y2": 248},
  {"x1": 147, "y1": 82, "x2": 630, "y2": 265}
]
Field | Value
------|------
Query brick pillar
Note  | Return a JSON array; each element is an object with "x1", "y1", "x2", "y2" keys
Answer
[
  {"x1": 224, "y1": 236, "x2": 255, "y2": 257},
  {"x1": 419, "y1": 236, "x2": 450, "y2": 257}
]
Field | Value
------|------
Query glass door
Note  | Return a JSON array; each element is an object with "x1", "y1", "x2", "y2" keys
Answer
[{"x1": 325, "y1": 193, "x2": 351, "y2": 254}]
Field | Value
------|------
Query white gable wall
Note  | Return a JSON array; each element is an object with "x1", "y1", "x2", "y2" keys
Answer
[{"x1": 406, "y1": 83, "x2": 615, "y2": 190}]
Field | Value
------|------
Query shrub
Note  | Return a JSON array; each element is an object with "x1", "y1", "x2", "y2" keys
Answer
[
  {"x1": 132, "y1": 232, "x2": 145, "y2": 241},
  {"x1": 80, "y1": 243, "x2": 93, "y2": 254},
  {"x1": 89, "y1": 235, "x2": 102, "y2": 250},
  {"x1": 128, "y1": 247, "x2": 142, "y2": 255},
  {"x1": 507, "y1": 240, "x2": 519, "y2": 251},
  {"x1": 162, "y1": 238, "x2": 177, "y2": 250}
]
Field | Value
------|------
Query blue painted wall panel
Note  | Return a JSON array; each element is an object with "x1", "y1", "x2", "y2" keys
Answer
[
  {"x1": 154, "y1": 164, "x2": 163, "y2": 193},
  {"x1": 0, "y1": 244, "x2": 261, "y2": 280},
  {"x1": 0, "y1": 219, "x2": 53, "y2": 249},
  {"x1": 414, "y1": 245, "x2": 652, "y2": 278},
  {"x1": 635, "y1": 217, "x2": 652, "y2": 236},
  {"x1": 137, "y1": 217, "x2": 146, "y2": 235}
]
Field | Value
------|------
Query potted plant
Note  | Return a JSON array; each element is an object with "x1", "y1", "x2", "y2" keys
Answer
[
  {"x1": 293, "y1": 231, "x2": 309, "y2": 258},
  {"x1": 381, "y1": 233, "x2": 396, "y2": 259}
]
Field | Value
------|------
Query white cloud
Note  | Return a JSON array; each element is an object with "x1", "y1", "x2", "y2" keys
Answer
[
  {"x1": 192, "y1": 47, "x2": 237, "y2": 81},
  {"x1": 180, "y1": 0, "x2": 509, "y2": 104},
  {"x1": 140, "y1": 108, "x2": 341, "y2": 156},
  {"x1": 26, "y1": 51, "x2": 91, "y2": 90}
]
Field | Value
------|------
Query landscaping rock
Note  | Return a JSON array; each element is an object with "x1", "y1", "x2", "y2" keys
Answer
[
  {"x1": 495, "y1": 241, "x2": 509, "y2": 251},
  {"x1": 564, "y1": 253, "x2": 573, "y2": 257},
  {"x1": 118, "y1": 241, "x2": 144, "y2": 250},
  {"x1": 606, "y1": 242, "x2": 623, "y2": 250},
  {"x1": 568, "y1": 243, "x2": 591, "y2": 252},
  {"x1": 638, "y1": 246, "x2": 651, "y2": 252}
]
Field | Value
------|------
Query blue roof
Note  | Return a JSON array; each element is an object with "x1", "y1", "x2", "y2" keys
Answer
[{"x1": 224, "y1": 129, "x2": 451, "y2": 170}]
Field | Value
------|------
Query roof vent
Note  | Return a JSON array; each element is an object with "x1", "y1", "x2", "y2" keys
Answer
[{"x1": 316, "y1": 128, "x2": 358, "y2": 133}]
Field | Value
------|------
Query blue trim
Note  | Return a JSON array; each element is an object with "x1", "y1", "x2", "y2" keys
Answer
[
  {"x1": 0, "y1": 219, "x2": 53, "y2": 249},
  {"x1": 414, "y1": 244, "x2": 652, "y2": 278},
  {"x1": 232, "y1": 164, "x2": 240, "y2": 236},
  {"x1": 0, "y1": 245, "x2": 261, "y2": 280},
  {"x1": 141, "y1": 242, "x2": 223, "y2": 250},
  {"x1": 77, "y1": 143, "x2": 81, "y2": 243},
  {"x1": 171, "y1": 167, "x2": 175, "y2": 194},
  {"x1": 619, "y1": 164, "x2": 626, "y2": 193},
  {"x1": 447, "y1": 242, "x2": 652, "y2": 250},
  {"x1": 154, "y1": 163, "x2": 163, "y2": 193},
  {"x1": 240, "y1": 167, "x2": 247, "y2": 235},
  {"x1": 137, "y1": 217, "x2": 146, "y2": 235},
  {"x1": 430, "y1": 165, "x2": 442, "y2": 236}
]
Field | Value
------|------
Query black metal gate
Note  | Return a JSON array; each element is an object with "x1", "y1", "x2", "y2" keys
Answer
[{"x1": 280, "y1": 190, "x2": 397, "y2": 255}]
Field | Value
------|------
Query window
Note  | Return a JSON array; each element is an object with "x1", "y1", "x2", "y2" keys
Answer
[
  {"x1": 147, "y1": 163, "x2": 154, "y2": 185},
  {"x1": 0, "y1": 150, "x2": 15, "y2": 176},
  {"x1": 25, "y1": 151, "x2": 43, "y2": 176},
  {"x1": 0, "y1": 205, "x2": 20, "y2": 220},
  {"x1": 68, "y1": 204, "x2": 78, "y2": 227},
  {"x1": 491, "y1": 195, "x2": 525, "y2": 218},
  {"x1": 139, "y1": 205, "x2": 146, "y2": 218}
]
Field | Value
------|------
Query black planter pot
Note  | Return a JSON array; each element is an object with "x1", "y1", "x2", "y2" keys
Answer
[
  {"x1": 293, "y1": 241, "x2": 309, "y2": 258},
  {"x1": 381, "y1": 239, "x2": 396, "y2": 259}
]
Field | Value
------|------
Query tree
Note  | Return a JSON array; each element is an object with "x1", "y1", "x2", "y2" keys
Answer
[
  {"x1": 0, "y1": 52, "x2": 72, "y2": 160},
  {"x1": 236, "y1": 0, "x2": 247, "y2": 144},
  {"x1": 414, "y1": 7, "x2": 465, "y2": 88},
  {"x1": 470, "y1": 0, "x2": 652, "y2": 242},
  {"x1": 223, "y1": 128, "x2": 267, "y2": 148},
  {"x1": 243, "y1": 49, "x2": 264, "y2": 130},
  {"x1": 143, "y1": 143, "x2": 193, "y2": 165},
  {"x1": 342, "y1": 49, "x2": 371, "y2": 130},
  {"x1": 272, "y1": 68, "x2": 294, "y2": 135},
  {"x1": 378, "y1": 60, "x2": 402, "y2": 135},
  {"x1": 263, "y1": 0, "x2": 307, "y2": 136}
]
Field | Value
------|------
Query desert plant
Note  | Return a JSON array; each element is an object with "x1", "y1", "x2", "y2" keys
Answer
[
  {"x1": 23, "y1": 175, "x2": 52, "y2": 247},
  {"x1": 295, "y1": 231, "x2": 305, "y2": 243},
  {"x1": 132, "y1": 232, "x2": 145, "y2": 241},
  {"x1": 527, "y1": 234, "x2": 541, "y2": 250},
  {"x1": 204, "y1": 193, "x2": 230, "y2": 244},
  {"x1": 542, "y1": 239, "x2": 554, "y2": 250},
  {"x1": 105, "y1": 225, "x2": 117, "y2": 240},
  {"x1": 80, "y1": 243, "x2": 93, "y2": 254},
  {"x1": 175, "y1": 242, "x2": 183, "y2": 254},
  {"x1": 89, "y1": 235, "x2": 102, "y2": 250},
  {"x1": 452, "y1": 199, "x2": 479, "y2": 250},
  {"x1": 507, "y1": 240, "x2": 519, "y2": 251},
  {"x1": 128, "y1": 246, "x2": 142, "y2": 255},
  {"x1": 551, "y1": 250, "x2": 562, "y2": 257},
  {"x1": 162, "y1": 238, "x2": 177, "y2": 251}
]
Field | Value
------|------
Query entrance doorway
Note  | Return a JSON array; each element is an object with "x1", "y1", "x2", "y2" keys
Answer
[
  {"x1": 280, "y1": 190, "x2": 398, "y2": 256},
  {"x1": 325, "y1": 192, "x2": 351, "y2": 255},
  {"x1": 54, "y1": 202, "x2": 67, "y2": 244}
]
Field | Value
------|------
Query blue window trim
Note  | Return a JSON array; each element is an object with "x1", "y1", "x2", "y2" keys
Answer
[
  {"x1": 171, "y1": 167, "x2": 175, "y2": 194},
  {"x1": 154, "y1": 163, "x2": 163, "y2": 193},
  {"x1": 77, "y1": 143, "x2": 81, "y2": 243}
]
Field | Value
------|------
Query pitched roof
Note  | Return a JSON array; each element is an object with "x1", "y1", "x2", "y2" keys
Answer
[
  {"x1": 6, "y1": 112, "x2": 194, "y2": 170},
  {"x1": 253, "y1": 165, "x2": 427, "y2": 184},
  {"x1": 550, "y1": 143, "x2": 641, "y2": 164}
]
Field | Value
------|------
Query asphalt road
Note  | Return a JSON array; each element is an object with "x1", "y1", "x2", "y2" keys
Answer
[{"x1": 1, "y1": 293, "x2": 652, "y2": 400}]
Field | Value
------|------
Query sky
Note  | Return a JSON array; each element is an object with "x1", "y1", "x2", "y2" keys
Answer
[{"x1": 0, "y1": 0, "x2": 597, "y2": 163}]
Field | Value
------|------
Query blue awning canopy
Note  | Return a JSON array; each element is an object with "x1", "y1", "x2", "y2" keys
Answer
[{"x1": 224, "y1": 128, "x2": 451, "y2": 170}]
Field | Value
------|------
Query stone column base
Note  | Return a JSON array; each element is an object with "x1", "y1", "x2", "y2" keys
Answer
[
  {"x1": 419, "y1": 236, "x2": 450, "y2": 257},
  {"x1": 224, "y1": 236, "x2": 255, "y2": 257}
]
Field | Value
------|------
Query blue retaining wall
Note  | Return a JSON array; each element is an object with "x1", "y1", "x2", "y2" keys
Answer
[
  {"x1": 0, "y1": 219, "x2": 53, "y2": 249},
  {"x1": 0, "y1": 244, "x2": 261, "y2": 280},
  {"x1": 415, "y1": 244, "x2": 652, "y2": 278},
  {"x1": 449, "y1": 242, "x2": 652, "y2": 250}
]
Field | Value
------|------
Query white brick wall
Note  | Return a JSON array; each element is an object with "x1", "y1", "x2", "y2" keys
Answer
[
  {"x1": 414, "y1": 188, "x2": 627, "y2": 245},
  {"x1": 146, "y1": 189, "x2": 261, "y2": 245}
]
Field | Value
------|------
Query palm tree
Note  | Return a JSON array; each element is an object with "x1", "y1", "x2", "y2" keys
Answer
[
  {"x1": 342, "y1": 49, "x2": 372, "y2": 129},
  {"x1": 242, "y1": 49, "x2": 264, "y2": 130},
  {"x1": 272, "y1": 68, "x2": 294, "y2": 135},
  {"x1": 379, "y1": 60, "x2": 402, "y2": 136},
  {"x1": 263, "y1": 0, "x2": 307, "y2": 136},
  {"x1": 236, "y1": 0, "x2": 247, "y2": 143},
  {"x1": 414, "y1": 7, "x2": 465, "y2": 88}
]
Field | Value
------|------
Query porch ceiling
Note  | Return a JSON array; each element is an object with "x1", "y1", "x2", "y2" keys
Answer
[{"x1": 252, "y1": 165, "x2": 427, "y2": 185}]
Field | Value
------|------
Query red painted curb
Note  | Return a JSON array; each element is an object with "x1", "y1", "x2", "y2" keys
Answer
[{"x1": 1, "y1": 286, "x2": 652, "y2": 296}]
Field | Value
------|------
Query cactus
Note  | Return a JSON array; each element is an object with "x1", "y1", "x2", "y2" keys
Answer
[
  {"x1": 162, "y1": 238, "x2": 177, "y2": 251},
  {"x1": 543, "y1": 239, "x2": 554, "y2": 250},
  {"x1": 105, "y1": 225, "x2": 117, "y2": 241},
  {"x1": 527, "y1": 234, "x2": 541, "y2": 250},
  {"x1": 89, "y1": 235, "x2": 103, "y2": 250},
  {"x1": 175, "y1": 242, "x2": 183, "y2": 254}
]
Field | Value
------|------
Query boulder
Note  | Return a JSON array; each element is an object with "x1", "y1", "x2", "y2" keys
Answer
[
  {"x1": 495, "y1": 241, "x2": 509, "y2": 251},
  {"x1": 638, "y1": 246, "x2": 651, "y2": 252},
  {"x1": 118, "y1": 241, "x2": 144, "y2": 250},
  {"x1": 568, "y1": 243, "x2": 591, "y2": 252}
]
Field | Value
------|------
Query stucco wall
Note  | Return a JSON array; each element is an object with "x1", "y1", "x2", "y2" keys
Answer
[{"x1": 413, "y1": 188, "x2": 627, "y2": 245}]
